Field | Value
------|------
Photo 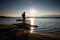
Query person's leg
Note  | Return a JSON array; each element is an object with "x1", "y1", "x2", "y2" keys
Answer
[{"x1": 23, "y1": 17, "x2": 25, "y2": 23}]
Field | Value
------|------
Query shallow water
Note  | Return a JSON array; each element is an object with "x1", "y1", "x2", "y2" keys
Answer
[{"x1": 0, "y1": 18, "x2": 60, "y2": 34}]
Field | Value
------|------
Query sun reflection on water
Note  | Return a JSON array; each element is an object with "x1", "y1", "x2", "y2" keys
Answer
[
  {"x1": 30, "y1": 27, "x2": 35, "y2": 33},
  {"x1": 29, "y1": 18, "x2": 35, "y2": 25},
  {"x1": 29, "y1": 18, "x2": 35, "y2": 33},
  {"x1": 30, "y1": 29, "x2": 34, "y2": 33}
]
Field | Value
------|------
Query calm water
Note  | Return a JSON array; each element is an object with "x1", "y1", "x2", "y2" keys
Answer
[{"x1": 0, "y1": 18, "x2": 60, "y2": 34}]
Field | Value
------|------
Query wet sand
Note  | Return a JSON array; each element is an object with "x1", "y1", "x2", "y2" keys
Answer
[{"x1": 0, "y1": 24, "x2": 60, "y2": 40}]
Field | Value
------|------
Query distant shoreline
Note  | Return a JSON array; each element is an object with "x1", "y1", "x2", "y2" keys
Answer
[{"x1": 0, "y1": 16, "x2": 60, "y2": 18}]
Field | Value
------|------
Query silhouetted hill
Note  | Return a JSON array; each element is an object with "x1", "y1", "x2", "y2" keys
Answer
[{"x1": 0, "y1": 16, "x2": 11, "y2": 18}]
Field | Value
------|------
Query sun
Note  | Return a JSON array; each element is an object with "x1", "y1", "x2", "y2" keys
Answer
[
  {"x1": 27, "y1": 8, "x2": 38, "y2": 17},
  {"x1": 30, "y1": 9, "x2": 36, "y2": 13},
  {"x1": 27, "y1": 8, "x2": 38, "y2": 14},
  {"x1": 29, "y1": 8, "x2": 38, "y2": 14}
]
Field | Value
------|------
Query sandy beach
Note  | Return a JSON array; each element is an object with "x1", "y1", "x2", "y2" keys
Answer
[{"x1": 0, "y1": 24, "x2": 60, "y2": 40}]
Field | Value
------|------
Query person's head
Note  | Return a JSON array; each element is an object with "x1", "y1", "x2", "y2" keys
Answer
[{"x1": 24, "y1": 12, "x2": 25, "y2": 14}]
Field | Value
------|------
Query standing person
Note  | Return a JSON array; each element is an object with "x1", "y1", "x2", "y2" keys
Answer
[{"x1": 22, "y1": 12, "x2": 25, "y2": 23}]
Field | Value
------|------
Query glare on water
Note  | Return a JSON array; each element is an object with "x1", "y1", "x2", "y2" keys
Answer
[
  {"x1": 30, "y1": 27, "x2": 35, "y2": 33},
  {"x1": 29, "y1": 18, "x2": 35, "y2": 33},
  {"x1": 30, "y1": 27, "x2": 35, "y2": 30},
  {"x1": 30, "y1": 29, "x2": 34, "y2": 33},
  {"x1": 29, "y1": 18, "x2": 35, "y2": 25}
]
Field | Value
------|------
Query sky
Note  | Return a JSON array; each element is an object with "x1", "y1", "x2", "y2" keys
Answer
[{"x1": 0, "y1": 0, "x2": 60, "y2": 17}]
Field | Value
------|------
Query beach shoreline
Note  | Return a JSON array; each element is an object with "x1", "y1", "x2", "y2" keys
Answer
[{"x1": 0, "y1": 24, "x2": 60, "y2": 40}]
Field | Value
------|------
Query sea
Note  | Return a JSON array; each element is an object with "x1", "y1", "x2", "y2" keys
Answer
[{"x1": 0, "y1": 17, "x2": 60, "y2": 35}]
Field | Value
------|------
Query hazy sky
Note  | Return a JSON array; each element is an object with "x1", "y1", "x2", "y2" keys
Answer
[{"x1": 0, "y1": 0, "x2": 60, "y2": 17}]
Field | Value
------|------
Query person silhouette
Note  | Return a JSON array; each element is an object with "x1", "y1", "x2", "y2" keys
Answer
[{"x1": 22, "y1": 12, "x2": 25, "y2": 23}]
